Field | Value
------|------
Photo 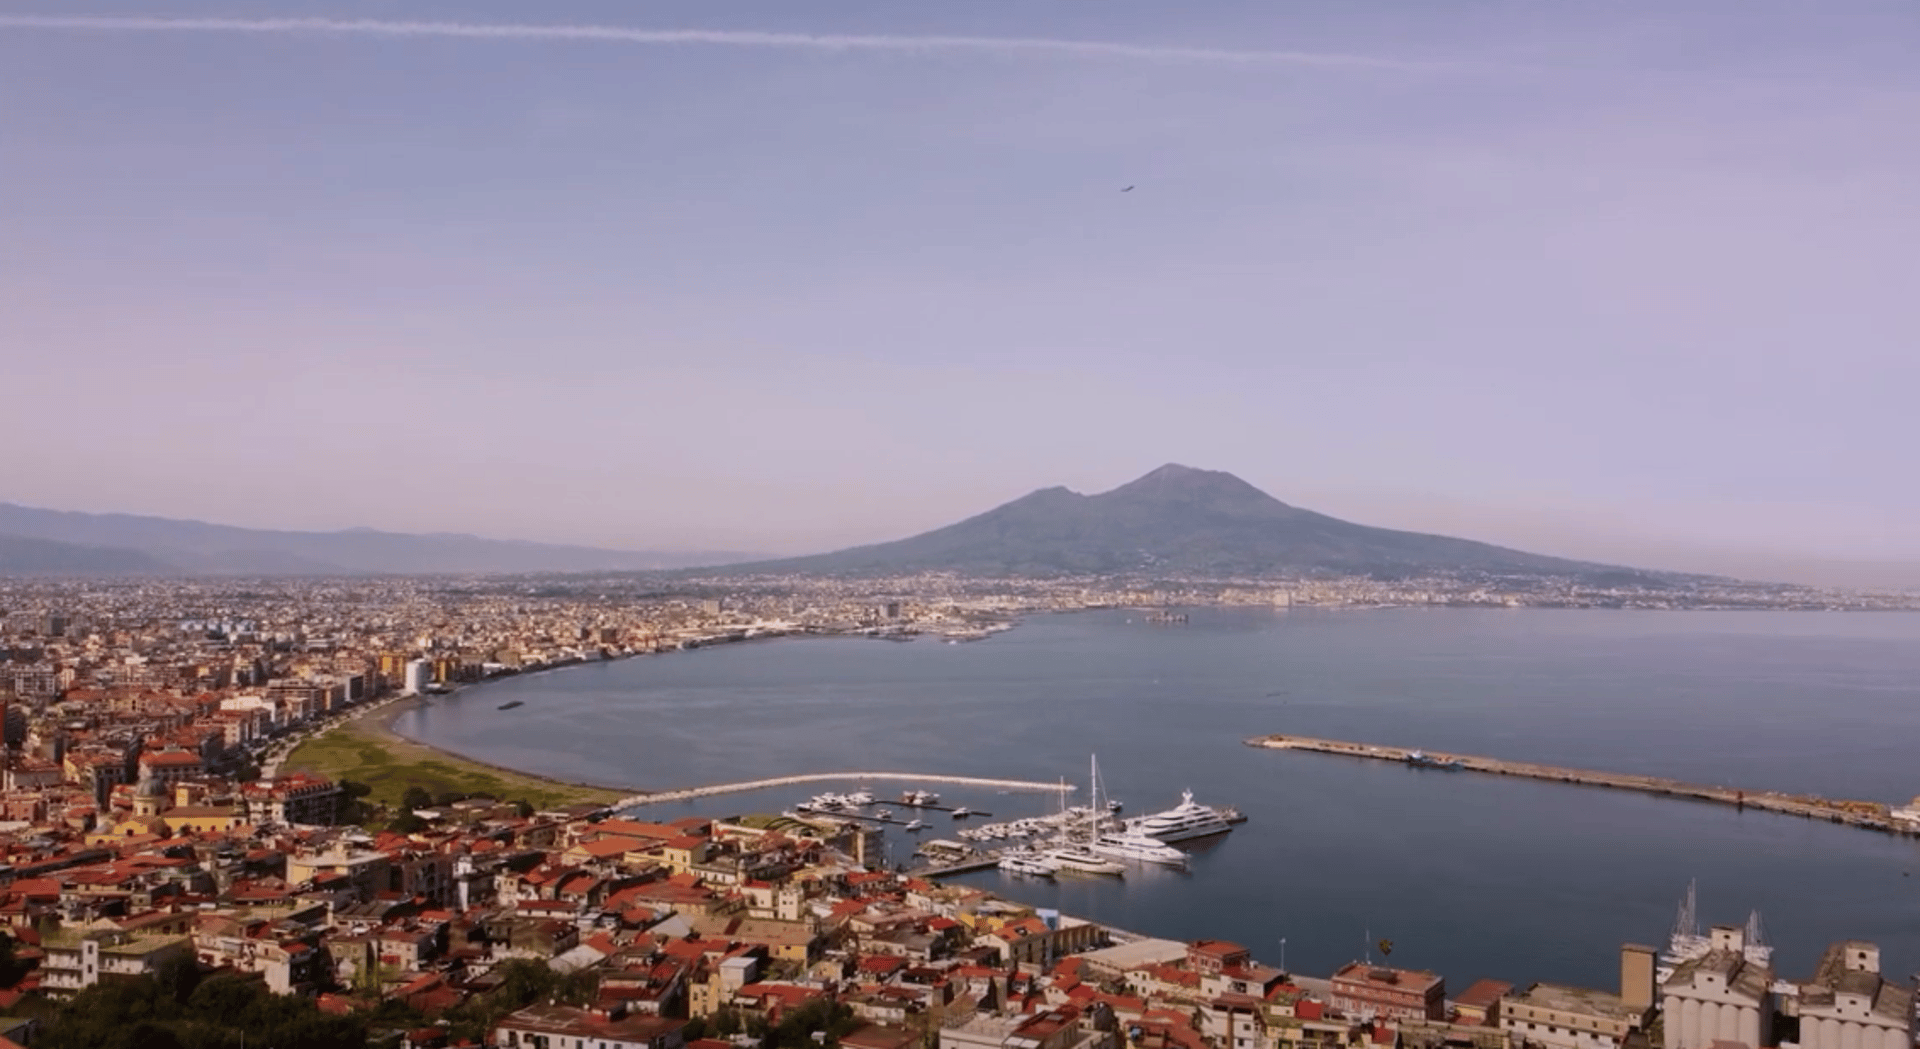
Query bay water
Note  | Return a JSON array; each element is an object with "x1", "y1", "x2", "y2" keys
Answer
[{"x1": 392, "y1": 608, "x2": 1920, "y2": 991}]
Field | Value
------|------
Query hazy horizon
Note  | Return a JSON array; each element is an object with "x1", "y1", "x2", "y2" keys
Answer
[{"x1": 5, "y1": 2, "x2": 1918, "y2": 587}]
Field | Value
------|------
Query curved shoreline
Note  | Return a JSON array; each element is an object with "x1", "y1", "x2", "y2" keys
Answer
[
  {"x1": 373, "y1": 623, "x2": 1030, "y2": 802},
  {"x1": 372, "y1": 692, "x2": 642, "y2": 795}
]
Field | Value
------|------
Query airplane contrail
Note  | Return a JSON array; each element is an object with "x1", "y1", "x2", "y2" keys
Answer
[{"x1": 0, "y1": 14, "x2": 1441, "y2": 70}]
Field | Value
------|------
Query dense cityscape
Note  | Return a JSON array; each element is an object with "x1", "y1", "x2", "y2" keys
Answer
[{"x1": 0, "y1": 571, "x2": 1912, "y2": 1048}]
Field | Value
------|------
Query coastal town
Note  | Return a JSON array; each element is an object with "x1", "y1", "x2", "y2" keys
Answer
[{"x1": 0, "y1": 572, "x2": 1912, "y2": 1047}]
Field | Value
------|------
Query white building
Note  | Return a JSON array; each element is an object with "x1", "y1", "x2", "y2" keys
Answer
[
  {"x1": 39, "y1": 928, "x2": 194, "y2": 996},
  {"x1": 1663, "y1": 926, "x2": 1773, "y2": 1049},
  {"x1": 403, "y1": 658, "x2": 431, "y2": 696},
  {"x1": 1792, "y1": 942, "x2": 1914, "y2": 1049}
]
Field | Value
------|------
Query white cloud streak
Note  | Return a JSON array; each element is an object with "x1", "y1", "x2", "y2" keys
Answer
[{"x1": 0, "y1": 13, "x2": 1440, "y2": 70}]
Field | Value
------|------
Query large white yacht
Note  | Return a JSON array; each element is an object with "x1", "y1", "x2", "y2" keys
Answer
[
  {"x1": 998, "y1": 852, "x2": 1059, "y2": 877},
  {"x1": 1090, "y1": 829, "x2": 1187, "y2": 866},
  {"x1": 1128, "y1": 790, "x2": 1233, "y2": 843},
  {"x1": 1046, "y1": 845, "x2": 1126, "y2": 876}
]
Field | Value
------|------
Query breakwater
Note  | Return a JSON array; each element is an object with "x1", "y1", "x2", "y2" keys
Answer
[
  {"x1": 1246, "y1": 734, "x2": 1913, "y2": 835},
  {"x1": 615, "y1": 771, "x2": 1073, "y2": 810}
]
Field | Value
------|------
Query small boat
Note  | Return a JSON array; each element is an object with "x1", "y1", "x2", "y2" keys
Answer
[
  {"x1": 497, "y1": 701, "x2": 524, "y2": 710},
  {"x1": 951, "y1": 807, "x2": 972, "y2": 819},
  {"x1": 905, "y1": 819, "x2": 926, "y2": 831}
]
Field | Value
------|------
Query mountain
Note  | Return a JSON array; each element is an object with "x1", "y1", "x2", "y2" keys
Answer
[
  {"x1": 0, "y1": 534, "x2": 175, "y2": 576},
  {"x1": 730, "y1": 464, "x2": 1654, "y2": 580},
  {"x1": 0, "y1": 503, "x2": 757, "y2": 576}
]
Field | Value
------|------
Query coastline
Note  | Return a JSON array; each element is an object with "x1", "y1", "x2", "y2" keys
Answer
[
  {"x1": 372, "y1": 689, "x2": 641, "y2": 795},
  {"x1": 373, "y1": 621, "x2": 1028, "y2": 797},
  {"x1": 279, "y1": 685, "x2": 634, "y2": 810}
]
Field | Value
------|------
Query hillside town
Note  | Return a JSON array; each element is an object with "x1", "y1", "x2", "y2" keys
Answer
[{"x1": 0, "y1": 574, "x2": 1913, "y2": 1047}]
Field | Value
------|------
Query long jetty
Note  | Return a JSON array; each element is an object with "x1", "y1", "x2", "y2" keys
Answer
[
  {"x1": 615, "y1": 772, "x2": 1073, "y2": 810},
  {"x1": 1247, "y1": 735, "x2": 1912, "y2": 835}
]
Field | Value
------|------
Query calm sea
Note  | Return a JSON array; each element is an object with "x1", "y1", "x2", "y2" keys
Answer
[{"x1": 393, "y1": 608, "x2": 1920, "y2": 992}]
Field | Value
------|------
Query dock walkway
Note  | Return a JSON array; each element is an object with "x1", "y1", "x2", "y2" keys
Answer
[
  {"x1": 1246, "y1": 734, "x2": 1910, "y2": 835},
  {"x1": 615, "y1": 771, "x2": 1071, "y2": 810}
]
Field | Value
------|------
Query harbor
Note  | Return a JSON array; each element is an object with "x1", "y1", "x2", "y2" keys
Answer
[
  {"x1": 1248, "y1": 734, "x2": 1920, "y2": 835},
  {"x1": 887, "y1": 764, "x2": 1248, "y2": 881}
]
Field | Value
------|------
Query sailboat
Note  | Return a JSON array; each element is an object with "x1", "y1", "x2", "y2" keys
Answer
[
  {"x1": 1042, "y1": 759, "x2": 1128, "y2": 876},
  {"x1": 1083, "y1": 755, "x2": 1187, "y2": 866}
]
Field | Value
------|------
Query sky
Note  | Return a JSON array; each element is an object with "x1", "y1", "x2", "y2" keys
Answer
[{"x1": 4, "y1": 1, "x2": 1919, "y2": 585}]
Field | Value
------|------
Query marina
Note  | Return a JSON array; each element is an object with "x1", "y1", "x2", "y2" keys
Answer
[
  {"x1": 896, "y1": 762, "x2": 1243, "y2": 879},
  {"x1": 1248, "y1": 734, "x2": 1918, "y2": 835}
]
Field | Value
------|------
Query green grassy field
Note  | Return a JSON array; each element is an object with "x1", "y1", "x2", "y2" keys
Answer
[{"x1": 284, "y1": 720, "x2": 627, "y2": 812}]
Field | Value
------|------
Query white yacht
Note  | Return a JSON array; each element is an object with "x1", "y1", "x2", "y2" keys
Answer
[
  {"x1": 999, "y1": 852, "x2": 1059, "y2": 878},
  {"x1": 845, "y1": 790, "x2": 876, "y2": 806},
  {"x1": 1046, "y1": 846, "x2": 1126, "y2": 876},
  {"x1": 951, "y1": 807, "x2": 972, "y2": 819},
  {"x1": 1129, "y1": 790, "x2": 1233, "y2": 843},
  {"x1": 1090, "y1": 829, "x2": 1187, "y2": 866},
  {"x1": 905, "y1": 819, "x2": 926, "y2": 832}
]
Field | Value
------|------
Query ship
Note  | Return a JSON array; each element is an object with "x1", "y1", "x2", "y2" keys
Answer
[
  {"x1": 1090, "y1": 829, "x2": 1187, "y2": 866},
  {"x1": 999, "y1": 852, "x2": 1059, "y2": 878},
  {"x1": 1127, "y1": 790, "x2": 1234, "y2": 843},
  {"x1": 1046, "y1": 846, "x2": 1126, "y2": 876},
  {"x1": 1406, "y1": 750, "x2": 1464, "y2": 770}
]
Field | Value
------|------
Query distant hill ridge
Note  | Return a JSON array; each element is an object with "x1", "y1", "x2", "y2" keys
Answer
[
  {"x1": 1, "y1": 466, "x2": 1677, "y2": 580},
  {"x1": 0, "y1": 502, "x2": 756, "y2": 576},
  {"x1": 729, "y1": 463, "x2": 1662, "y2": 581}
]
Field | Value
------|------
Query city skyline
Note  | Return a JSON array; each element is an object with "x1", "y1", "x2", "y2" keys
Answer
[{"x1": 5, "y1": 1, "x2": 1919, "y2": 586}]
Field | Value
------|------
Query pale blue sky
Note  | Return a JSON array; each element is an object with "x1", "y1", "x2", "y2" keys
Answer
[{"x1": 4, "y1": 1, "x2": 1919, "y2": 580}]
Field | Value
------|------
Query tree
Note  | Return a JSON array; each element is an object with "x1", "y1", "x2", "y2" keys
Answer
[
  {"x1": 153, "y1": 952, "x2": 202, "y2": 1004},
  {"x1": 186, "y1": 973, "x2": 264, "y2": 1020},
  {"x1": 0, "y1": 932, "x2": 29, "y2": 987},
  {"x1": 388, "y1": 811, "x2": 426, "y2": 834},
  {"x1": 400, "y1": 785, "x2": 434, "y2": 811},
  {"x1": 514, "y1": 798, "x2": 535, "y2": 819}
]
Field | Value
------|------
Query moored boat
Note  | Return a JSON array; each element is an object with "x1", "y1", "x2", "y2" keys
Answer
[
  {"x1": 1046, "y1": 846, "x2": 1126, "y2": 876},
  {"x1": 1090, "y1": 830, "x2": 1187, "y2": 866},
  {"x1": 1128, "y1": 790, "x2": 1233, "y2": 843},
  {"x1": 999, "y1": 852, "x2": 1059, "y2": 877}
]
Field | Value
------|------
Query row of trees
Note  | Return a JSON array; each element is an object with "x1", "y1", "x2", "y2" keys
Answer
[
  {"x1": 685, "y1": 999, "x2": 864, "y2": 1049},
  {"x1": 18, "y1": 949, "x2": 864, "y2": 1049},
  {"x1": 34, "y1": 965, "x2": 367, "y2": 1049}
]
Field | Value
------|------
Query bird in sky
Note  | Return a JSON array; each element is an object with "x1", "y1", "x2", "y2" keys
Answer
[{"x1": 1121, "y1": 185, "x2": 1135, "y2": 192}]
